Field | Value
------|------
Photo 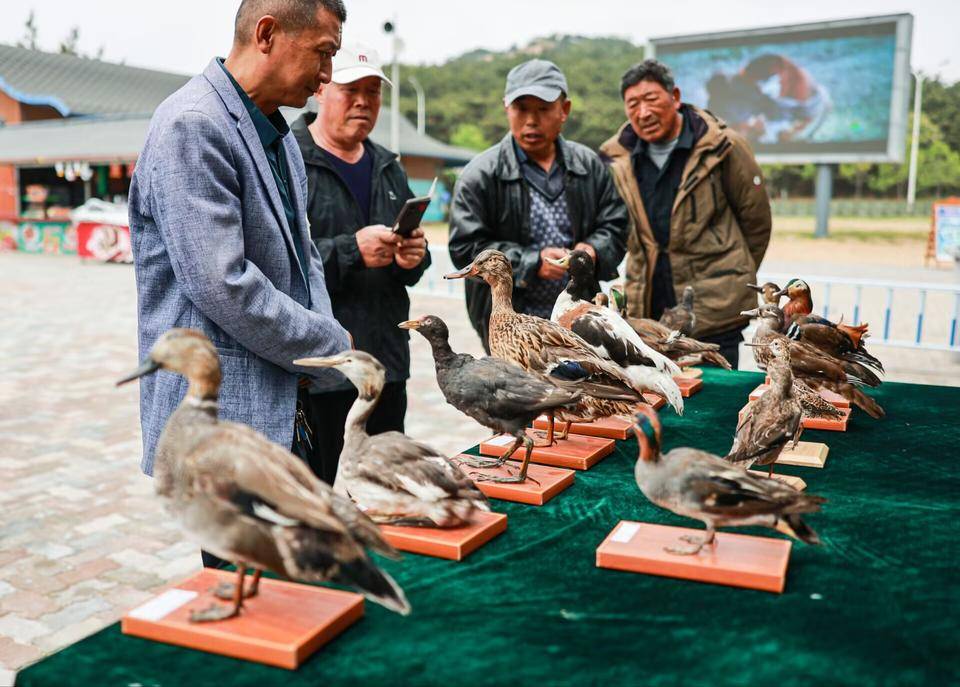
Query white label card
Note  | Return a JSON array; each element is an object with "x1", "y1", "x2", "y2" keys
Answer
[
  {"x1": 611, "y1": 522, "x2": 641, "y2": 544},
  {"x1": 128, "y1": 589, "x2": 199, "y2": 621},
  {"x1": 485, "y1": 435, "x2": 516, "y2": 447}
]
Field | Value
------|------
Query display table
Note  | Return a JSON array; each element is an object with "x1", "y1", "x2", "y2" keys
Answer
[{"x1": 17, "y1": 370, "x2": 959, "y2": 686}]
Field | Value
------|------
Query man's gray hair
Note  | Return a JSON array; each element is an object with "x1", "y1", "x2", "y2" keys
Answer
[
  {"x1": 620, "y1": 59, "x2": 676, "y2": 98},
  {"x1": 234, "y1": 0, "x2": 346, "y2": 43}
]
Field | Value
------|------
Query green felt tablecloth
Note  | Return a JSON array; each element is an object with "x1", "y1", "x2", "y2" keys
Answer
[{"x1": 17, "y1": 370, "x2": 960, "y2": 686}]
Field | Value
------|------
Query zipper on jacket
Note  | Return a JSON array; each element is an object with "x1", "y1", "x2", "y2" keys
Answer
[{"x1": 690, "y1": 193, "x2": 697, "y2": 224}]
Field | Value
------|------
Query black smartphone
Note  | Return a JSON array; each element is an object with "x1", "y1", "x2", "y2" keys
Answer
[{"x1": 393, "y1": 178, "x2": 437, "y2": 237}]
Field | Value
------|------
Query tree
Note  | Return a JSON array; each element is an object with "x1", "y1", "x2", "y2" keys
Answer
[
  {"x1": 450, "y1": 123, "x2": 489, "y2": 151},
  {"x1": 58, "y1": 26, "x2": 80, "y2": 55},
  {"x1": 17, "y1": 10, "x2": 38, "y2": 50}
]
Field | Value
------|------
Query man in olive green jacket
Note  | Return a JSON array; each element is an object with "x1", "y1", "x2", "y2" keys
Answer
[{"x1": 600, "y1": 59, "x2": 771, "y2": 367}]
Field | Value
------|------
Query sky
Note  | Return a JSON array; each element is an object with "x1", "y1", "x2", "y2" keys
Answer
[{"x1": 2, "y1": 0, "x2": 959, "y2": 82}]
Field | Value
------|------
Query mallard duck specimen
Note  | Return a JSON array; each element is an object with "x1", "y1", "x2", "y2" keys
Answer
[
  {"x1": 609, "y1": 287, "x2": 732, "y2": 370},
  {"x1": 659, "y1": 285, "x2": 697, "y2": 336},
  {"x1": 116, "y1": 329, "x2": 410, "y2": 621},
  {"x1": 294, "y1": 351, "x2": 490, "y2": 524},
  {"x1": 747, "y1": 282, "x2": 783, "y2": 306},
  {"x1": 444, "y1": 249, "x2": 652, "y2": 436},
  {"x1": 631, "y1": 405, "x2": 825, "y2": 555},
  {"x1": 547, "y1": 251, "x2": 684, "y2": 412},
  {"x1": 726, "y1": 339, "x2": 802, "y2": 473},
  {"x1": 400, "y1": 315, "x2": 583, "y2": 484},
  {"x1": 742, "y1": 304, "x2": 885, "y2": 418}
]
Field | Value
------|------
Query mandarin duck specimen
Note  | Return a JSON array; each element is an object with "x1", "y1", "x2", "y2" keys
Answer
[
  {"x1": 547, "y1": 251, "x2": 684, "y2": 412},
  {"x1": 116, "y1": 329, "x2": 410, "y2": 621},
  {"x1": 609, "y1": 287, "x2": 732, "y2": 370},
  {"x1": 743, "y1": 304, "x2": 885, "y2": 418},
  {"x1": 776, "y1": 278, "x2": 882, "y2": 373},
  {"x1": 659, "y1": 285, "x2": 697, "y2": 336},
  {"x1": 725, "y1": 339, "x2": 802, "y2": 474},
  {"x1": 294, "y1": 351, "x2": 490, "y2": 525},
  {"x1": 400, "y1": 315, "x2": 583, "y2": 484},
  {"x1": 444, "y1": 250, "x2": 656, "y2": 440},
  {"x1": 631, "y1": 406, "x2": 825, "y2": 555},
  {"x1": 747, "y1": 282, "x2": 784, "y2": 306}
]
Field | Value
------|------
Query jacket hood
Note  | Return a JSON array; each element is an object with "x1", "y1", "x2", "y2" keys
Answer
[{"x1": 494, "y1": 131, "x2": 590, "y2": 180}]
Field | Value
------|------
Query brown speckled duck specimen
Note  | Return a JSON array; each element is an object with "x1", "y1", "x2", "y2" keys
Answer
[
  {"x1": 117, "y1": 329, "x2": 410, "y2": 621},
  {"x1": 746, "y1": 282, "x2": 784, "y2": 306},
  {"x1": 632, "y1": 406, "x2": 825, "y2": 555},
  {"x1": 659, "y1": 285, "x2": 697, "y2": 336},
  {"x1": 444, "y1": 249, "x2": 648, "y2": 439},
  {"x1": 726, "y1": 339, "x2": 802, "y2": 473},
  {"x1": 742, "y1": 304, "x2": 885, "y2": 419},
  {"x1": 400, "y1": 315, "x2": 582, "y2": 484},
  {"x1": 609, "y1": 287, "x2": 732, "y2": 370},
  {"x1": 295, "y1": 351, "x2": 490, "y2": 525}
]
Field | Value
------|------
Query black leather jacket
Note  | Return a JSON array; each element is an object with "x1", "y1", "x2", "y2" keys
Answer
[
  {"x1": 448, "y1": 133, "x2": 628, "y2": 349},
  {"x1": 293, "y1": 113, "x2": 431, "y2": 389}
]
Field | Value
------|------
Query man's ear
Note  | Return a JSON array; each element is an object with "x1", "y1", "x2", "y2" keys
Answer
[
  {"x1": 314, "y1": 82, "x2": 327, "y2": 101},
  {"x1": 672, "y1": 87, "x2": 682, "y2": 109},
  {"x1": 561, "y1": 97, "x2": 572, "y2": 119},
  {"x1": 254, "y1": 15, "x2": 279, "y2": 54}
]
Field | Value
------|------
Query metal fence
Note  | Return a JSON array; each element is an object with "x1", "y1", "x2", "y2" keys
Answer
[
  {"x1": 770, "y1": 198, "x2": 933, "y2": 218},
  {"x1": 412, "y1": 247, "x2": 960, "y2": 352}
]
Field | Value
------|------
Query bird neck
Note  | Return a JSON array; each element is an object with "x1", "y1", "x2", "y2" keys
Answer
[
  {"x1": 768, "y1": 361, "x2": 793, "y2": 395},
  {"x1": 784, "y1": 294, "x2": 812, "y2": 317},
  {"x1": 637, "y1": 433, "x2": 660, "y2": 463},
  {"x1": 429, "y1": 337, "x2": 457, "y2": 367},
  {"x1": 344, "y1": 389, "x2": 380, "y2": 438},
  {"x1": 488, "y1": 274, "x2": 514, "y2": 312},
  {"x1": 184, "y1": 375, "x2": 219, "y2": 420},
  {"x1": 565, "y1": 273, "x2": 600, "y2": 303}
]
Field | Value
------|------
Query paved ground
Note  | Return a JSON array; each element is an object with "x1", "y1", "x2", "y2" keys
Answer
[{"x1": 0, "y1": 239, "x2": 957, "y2": 677}]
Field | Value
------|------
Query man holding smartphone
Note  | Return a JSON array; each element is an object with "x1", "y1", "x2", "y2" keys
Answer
[{"x1": 292, "y1": 43, "x2": 430, "y2": 484}]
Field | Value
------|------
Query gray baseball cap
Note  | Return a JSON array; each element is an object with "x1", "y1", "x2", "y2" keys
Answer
[{"x1": 503, "y1": 59, "x2": 568, "y2": 106}]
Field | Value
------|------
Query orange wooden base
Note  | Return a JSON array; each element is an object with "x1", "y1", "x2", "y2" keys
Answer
[
  {"x1": 531, "y1": 414, "x2": 633, "y2": 440},
  {"x1": 596, "y1": 521, "x2": 792, "y2": 593},
  {"x1": 453, "y1": 455, "x2": 574, "y2": 505},
  {"x1": 747, "y1": 470, "x2": 807, "y2": 491},
  {"x1": 642, "y1": 392, "x2": 666, "y2": 410},
  {"x1": 757, "y1": 380, "x2": 851, "y2": 408},
  {"x1": 378, "y1": 510, "x2": 507, "y2": 561},
  {"x1": 121, "y1": 569, "x2": 364, "y2": 669},
  {"x1": 675, "y1": 367, "x2": 703, "y2": 379},
  {"x1": 775, "y1": 441, "x2": 829, "y2": 469},
  {"x1": 675, "y1": 376, "x2": 703, "y2": 397},
  {"x1": 480, "y1": 430, "x2": 615, "y2": 470},
  {"x1": 740, "y1": 403, "x2": 851, "y2": 432}
]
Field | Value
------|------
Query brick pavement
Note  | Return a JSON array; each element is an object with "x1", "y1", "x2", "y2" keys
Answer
[{"x1": 0, "y1": 252, "x2": 488, "y2": 673}]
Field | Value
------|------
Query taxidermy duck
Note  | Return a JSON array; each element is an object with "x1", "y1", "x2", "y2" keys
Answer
[
  {"x1": 547, "y1": 250, "x2": 684, "y2": 412},
  {"x1": 294, "y1": 350, "x2": 490, "y2": 525},
  {"x1": 747, "y1": 282, "x2": 784, "y2": 306},
  {"x1": 444, "y1": 249, "x2": 654, "y2": 439},
  {"x1": 116, "y1": 329, "x2": 410, "y2": 621},
  {"x1": 631, "y1": 406, "x2": 825, "y2": 555},
  {"x1": 725, "y1": 338, "x2": 802, "y2": 474},
  {"x1": 742, "y1": 304, "x2": 885, "y2": 418},
  {"x1": 659, "y1": 285, "x2": 697, "y2": 336},
  {"x1": 400, "y1": 315, "x2": 583, "y2": 484},
  {"x1": 608, "y1": 287, "x2": 732, "y2": 370}
]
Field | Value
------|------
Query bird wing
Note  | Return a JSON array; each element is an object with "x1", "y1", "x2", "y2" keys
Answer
[
  {"x1": 354, "y1": 434, "x2": 475, "y2": 504},
  {"x1": 568, "y1": 308, "x2": 679, "y2": 373},
  {"x1": 681, "y1": 460, "x2": 814, "y2": 517},
  {"x1": 475, "y1": 358, "x2": 581, "y2": 414}
]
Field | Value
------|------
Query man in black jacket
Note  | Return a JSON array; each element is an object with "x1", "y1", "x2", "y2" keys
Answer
[
  {"x1": 292, "y1": 43, "x2": 430, "y2": 484},
  {"x1": 448, "y1": 59, "x2": 629, "y2": 349}
]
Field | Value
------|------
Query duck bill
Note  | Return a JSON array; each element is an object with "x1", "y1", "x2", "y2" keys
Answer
[
  {"x1": 293, "y1": 354, "x2": 349, "y2": 368},
  {"x1": 397, "y1": 319, "x2": 420, "y2": 330},
  {"x1": 745, "y1": 283, "x2": 763, "y2": 293},
  {"x1": 116, "y1": 358, "x2": 161, "y2": 386},
  {"x1": 743, "y1": 342, "x2": 770, "y2": 348},
  {"x1": 740, "y1": 308, "x2": 761, "y2": 317},
  {"x1": 546, "y1": 254, "x2": 571, "y2": 269},
  {"x1": 443, "y1": 263, "x2": 477, "y2": 280},
  {"x1": 773, "y1": 288, "x2": 788, "y2": 298}
]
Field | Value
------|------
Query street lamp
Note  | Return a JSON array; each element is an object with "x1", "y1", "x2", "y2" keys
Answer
[
  {"x1": 383, "y1": 19, "x2": 402, "y2": 155},
  {"x1": 906, "y1": 70, "x2": 923, "y2": 211},
  {"x1": 408, "y1": 75, "x2": 425, "y2": 135}
]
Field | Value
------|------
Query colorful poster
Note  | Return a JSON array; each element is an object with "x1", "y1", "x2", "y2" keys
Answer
[{"x1": 934, "y1": 202, "x2": 960, "y2": 263}]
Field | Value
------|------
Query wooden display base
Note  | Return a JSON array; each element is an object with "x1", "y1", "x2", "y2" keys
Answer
[
  {"x1": 675, "y1": 367, "x2": 703, "y2": 379},
  {"x1": 479, "y1": 430, "x2": 615, "y2": 470},
  {"x1": 675, "y1": 376, "x2": 703, "y2": 397},
  {"x1": 739, "y1": 403, "x2": 851, "y2": 432},
  {"x1": 454, "y1": 455, "x2": 574, "y2": 505},
  {"x1": 774, "y1": 441, "x2": 829, "y2": 469},
  {"x1": 596, "y1": 521, "x2": 792, "y2": 593},
  {"x1": 758, "y1": 380, "x2": 851, "y2": 408},
  {"x1": 747, "y1": 470, "x2": 807, "y2": 491},
  {"x1": 378, "y1": 510, "x2": 507, "y2": 561},
  {"x1": 642, "y1": 393, "x2": 666, "y2": 410},
  {"x1": 531, "y1": 414, "x2": 633, "y2": 440},
  {"x1": 121, "y1": 568, "x2": 364, "y2": 669}
]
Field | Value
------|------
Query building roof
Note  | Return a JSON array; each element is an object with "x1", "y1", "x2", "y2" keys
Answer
[
  {"x1": 0, "y1": 107, "x2": 477, "y2": 167},
  {"x1": 0, "y1": 43, "x2": 190, "y2": 117}
]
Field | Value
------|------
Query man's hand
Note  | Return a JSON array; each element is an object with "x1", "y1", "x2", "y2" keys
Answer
[
  {"x1": 574, "y1": 241, "x2": 597, "y2": 265},
  {"x1": 537, "y1": 246, "x2": 569, "y2": 281},
  {"x1": 394, "y1": 227, "x2": 427, "y2": 270},
  {"x1": 356, "y1": 225, "x2": 400, "y2": 268}
]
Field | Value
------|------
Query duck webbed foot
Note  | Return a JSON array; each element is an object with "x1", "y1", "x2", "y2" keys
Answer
[
  {"x1": 454, "y1": 455, "x2": 505, "y2": 469},
  {"x1": 211, "y1": 569, "x2": 262, "y2": 600},
  {"x1": 469, "y1": 470, "x2": 541, "y2": 486},
  {"x1": 189, "y1": 602, "x2": 242, "y2": 623},
  {"x1": 664, "y1": 529, "x2": 716, "y2": 556}
]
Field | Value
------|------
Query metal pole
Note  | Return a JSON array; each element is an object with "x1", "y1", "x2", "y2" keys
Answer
[
  {"x1": 390, "y1": 25, "x2": 400, "y2": 155},
  {"x1": 408, "y1": 75, "x2": 425, "y2": 135},
  {"x1": 814, "y1": 163, "x2": 833, "y2": 238},
  {"x1": 906, "y1": 71, "x2": 922, "y2": 211}
]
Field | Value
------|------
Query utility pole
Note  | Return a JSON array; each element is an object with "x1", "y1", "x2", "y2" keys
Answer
[
  {"x1": 383, "y1": 19, "x2": 401, "y2": 155},
  {"x1": 408, "y1": 75, "x2": 425, "y2": 135},
  {"x1": 906, "y1": 70, "x2": 923, "y2": 211}
]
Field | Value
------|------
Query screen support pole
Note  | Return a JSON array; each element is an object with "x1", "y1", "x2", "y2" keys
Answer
[{"x1": 814, "y1": 163, "x2": 833, "y2": 238}]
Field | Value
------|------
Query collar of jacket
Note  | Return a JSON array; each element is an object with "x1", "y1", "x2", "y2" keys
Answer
[
  {"x1": 291, "y1": 112, "x2": 399, "y2": 174},
  {"x1": 494, "y1": 132, "x2": 589, "y2": 181}
]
